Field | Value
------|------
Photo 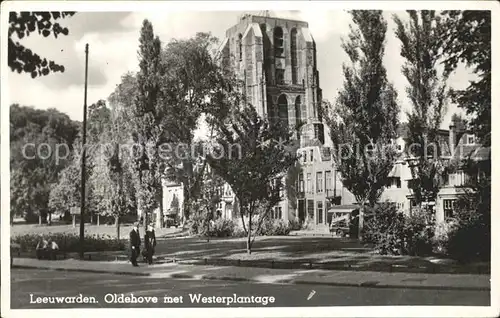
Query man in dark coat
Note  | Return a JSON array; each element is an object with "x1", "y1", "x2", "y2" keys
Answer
[
  {"x1": 144, "y1": 224, "x2": 157, "y2": 265},
  {"x1": 129, "y1": 222, "x2": 141, "y2": 267}
]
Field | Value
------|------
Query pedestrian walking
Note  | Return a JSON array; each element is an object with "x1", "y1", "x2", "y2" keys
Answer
[
  {"x1": 129, "y1": 222, "x2": 141, "y2": 267},
  {"x1": 144, "y1": 224, "x2": 157, "y2": 265}
]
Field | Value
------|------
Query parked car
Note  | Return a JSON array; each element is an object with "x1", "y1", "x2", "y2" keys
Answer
[
  {"x1": 164, "y1": 214, "x2": 179, "y2": 228},
  {"x1": 329, "y1": 212, "x2": 350, "y2": 237}
]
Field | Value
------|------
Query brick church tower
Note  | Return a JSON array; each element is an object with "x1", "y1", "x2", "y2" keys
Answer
[{"x1": 218, "y1": 12, "x2": 325, "y2": 147}]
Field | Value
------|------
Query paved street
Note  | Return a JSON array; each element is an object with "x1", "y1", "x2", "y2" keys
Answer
[{"x1": 11, "y1": 269, "x2": 490, "y2": 308}]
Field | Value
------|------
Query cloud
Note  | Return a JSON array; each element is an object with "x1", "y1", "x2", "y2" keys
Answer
[
  {"x1": 7, "y1": 10, "x2": 473, "y2": 130},
  {"x1": 66, "y1": 12, "x2": 135, "y2": 40}
]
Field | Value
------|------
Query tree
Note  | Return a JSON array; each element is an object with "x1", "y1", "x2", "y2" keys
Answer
[
  {"x1": 130, "y1": 19, "x2": 164, "y2": 226},
  {"x1": 159, "y1": 32, "x2": 234, "y2": 221},
  {"x1": 48, "y1": 155, "x2": 82, "y2": 220},
  {"x1": 195, "y1": 167, "x2": 226, "y2": 241},
  {"x1": 207, "y1": 106, "x2": 298, "y2": 254},
  {"x1": 91, "y1": 98, "x2": 137, "y2": 237},
  {"x1": 323, "y1": 10, "x2": 400, "y2": 240},
  {"x1": 10, "y1": 105, "x2": 79, "y2": 223},
  {"x1": 439, "y1": 11, "x2": 491, "y2": 146},
  {"x1": 8, "y1": 12, "x2": 76, "y2": 78},
  {"x1": 394, "y1": 10, "x2": 449, "y2": 209},
  {"x1": 438, "y1": 11, "x2": 491, "y2": 262}
]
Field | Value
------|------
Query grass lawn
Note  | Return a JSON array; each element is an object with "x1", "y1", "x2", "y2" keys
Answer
[
  {"x1": 153, "y1": 236, "x2": 489, "y2": 274},
  {"x1": 10, "y1": 223, "x2": 183, "y2": 240}
]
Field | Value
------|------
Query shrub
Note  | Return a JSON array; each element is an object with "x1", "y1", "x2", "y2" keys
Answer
[
  {"x1": 186, "y1": 213, "x2": 209, "y2": 236},
  {"x1": 301, "y1": 218, "x2": 315, "y2": 230},
  {"x1": 432, "y1": 220, "x2": 458, "y2": 255},
  {"x1": 363, "y1": 203, "x2": 436, "y2": 256},
  {"x1": 363, "y1": 205, "x2": 406, "y2": 255},
  {"x1": 258, "y1": 219, "x2": 291, "y2": 236},
  {"x1": 447, "y1": 218, "x2": 490, "y2": 263},
  {"x1": 11, "y1": 232, "x2": 125, "y2": 253},
  {"x1": 230, "y1": 224, "x2": 247, "y2": 238},
  {"x1": 403, "y1": 211, "x2": 435, "y2": 256},
  {"x1": 288, "y1": 218, "x2": 302, "y2": 231},
  {"x1": 208, "y1": 218, "x2": 235, "y2": 237}
]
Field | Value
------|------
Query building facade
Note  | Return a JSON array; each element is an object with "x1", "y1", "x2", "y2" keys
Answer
[
  {"x1": 217, "y1": 13, "x2": 329, "y2": 224},
  {"x1": 158, "y1": 14, "x2": 489, "y2": 230}
]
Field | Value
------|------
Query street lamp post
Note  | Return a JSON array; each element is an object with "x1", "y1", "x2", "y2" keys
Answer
[{"x1": 79, "y1": 44, "x2": 89, "y2": 260}]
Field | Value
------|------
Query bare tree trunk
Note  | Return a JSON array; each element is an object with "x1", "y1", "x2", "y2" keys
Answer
[
  {"x1": 246, "y1": 215, "x2": 252, "y2": 254},
  {"x1": 159, "y1": 185, "x2": 164, "y2": 228},
  {"x1": 39, "y1": 214, "x2": 42, "y2": 225},
  {"x1": 358, "y1": 203, "x2": 365, "y2": 242},
  {"x1": 97, "y1": 214, "x2": 100, "y2": 226},
  {"x1": 115, "y1": 215, "x2": 120, "y2": 240}
]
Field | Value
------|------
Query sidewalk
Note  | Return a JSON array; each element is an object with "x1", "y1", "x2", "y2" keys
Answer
[{"x1": 12, "y1": 257, "x2": 490, "y2": 291}]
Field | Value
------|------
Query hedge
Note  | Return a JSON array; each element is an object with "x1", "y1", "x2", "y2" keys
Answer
[{"x1": 11, "y1": 232, "x2": 126, "y2": 253}]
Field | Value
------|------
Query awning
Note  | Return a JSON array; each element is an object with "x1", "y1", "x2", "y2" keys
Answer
[{"x1": 327, "y1": 204, "x2": 358, "y2": 214}]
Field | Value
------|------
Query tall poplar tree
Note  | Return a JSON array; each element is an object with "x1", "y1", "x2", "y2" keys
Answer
[
  {"x1": 394, "y1": 11, "x2": 449, "y2": 209},
  {"x1": 131, "y1": 19, "x2": 164, "y2": 226},
  {"x1": 323, "y1": 10, "x2": 399, "y2": 240}
]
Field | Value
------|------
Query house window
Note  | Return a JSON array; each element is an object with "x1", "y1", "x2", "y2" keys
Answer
[
  {"x1": 310, "y1": 149, "x2": 314, "y2": 162},
  {"x1": 277, "y1": 178, "x2": 284, "y2": 198},
  {"x1": 325, "y1": 171, "x2": 332, "y2": 191},
  {"x1": 298, "y1": 173, "x2": 304, "y2": 192},
  {"x1": 443, "y1": 199, "x2": 456, "y2": 219},
  {"x1": 396, "y1": 178, "x2": 401, "y2": 188},
  {"x1": 307, "y1": 200, "x2": 314, "y2": 219},
  {"x1": 274, "y1": 206, "x2": 282, "y2": 219},
  {"x1": 302, "y1": 150, "x2": 307, "y2": 162},
  {"x1": 306, "y1": 173, "x2": 312, "y2": 193},
  {"x1": 317, "y1": 201, "x2": 323, "y2": 224},
  {"x1": 448, "y1": 174, "x2": 456, "y2": 186},
  {"x1": 316, "y1": 172, "x2": 323, "y2": 193},
  {"x1": 467, "y1": 134, "x2": 475, "y2": 145}
]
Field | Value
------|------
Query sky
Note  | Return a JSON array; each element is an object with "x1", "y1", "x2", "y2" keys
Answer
[{"x1": 7, "y1": 10, "x2": 475, "y2": 132}]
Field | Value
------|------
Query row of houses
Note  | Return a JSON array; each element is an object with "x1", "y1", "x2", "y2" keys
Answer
[
  {"x1": 159, "y1": 118, "x2": 489, "y2": 230},
  {"x1": 147, "y1": 13, "x2": 490, "y2": 230}
]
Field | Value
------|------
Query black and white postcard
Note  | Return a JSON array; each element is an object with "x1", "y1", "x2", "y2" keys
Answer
[{"x1": 1, "y1": 1, "x2": 498, "y2": 317}]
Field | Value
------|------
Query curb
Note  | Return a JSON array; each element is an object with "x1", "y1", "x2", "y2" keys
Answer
[
  {"x1": 170, "y1": 274, "x2": 490, "y2": 292},
  {"x1": 13, "y1": 264, "x2": 490, "y2": 292},
  {"x1": 12, "y1": 264, "x2": 151, "y2": 277}
]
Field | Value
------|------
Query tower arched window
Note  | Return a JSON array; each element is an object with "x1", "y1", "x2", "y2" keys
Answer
[
  {"x1": 278, "y1": 94, "x2": 289, "y2": 129},
  {"x1": 295, "y1": 96, "x2": 302, "y2": 139},
  {"x1": 295, "y1": 96, "x2": 301, "y2": 128},
  {"x1": 260, "y1": 24, "x2": 271, "y2": 84},
  {"x1": 238, "y1": 33, "x2": 243, "y2": 61},
  {"x1": 274, "y1": 27, "x2": 284, "y2": 57},
  {"x1": 291, "y1": 28, "x2": 298, "y2": 84}
]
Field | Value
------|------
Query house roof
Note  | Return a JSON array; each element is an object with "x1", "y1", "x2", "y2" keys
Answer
[
  {"x1": 450, "y1": 144, "x2": 489, "y2": 165},
  {"x1": 388, "y1": 164, "x2": 401, "y2": 178},
  {"x1": 471, "y1": 146, "x2": 491, "y2": 162}
]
